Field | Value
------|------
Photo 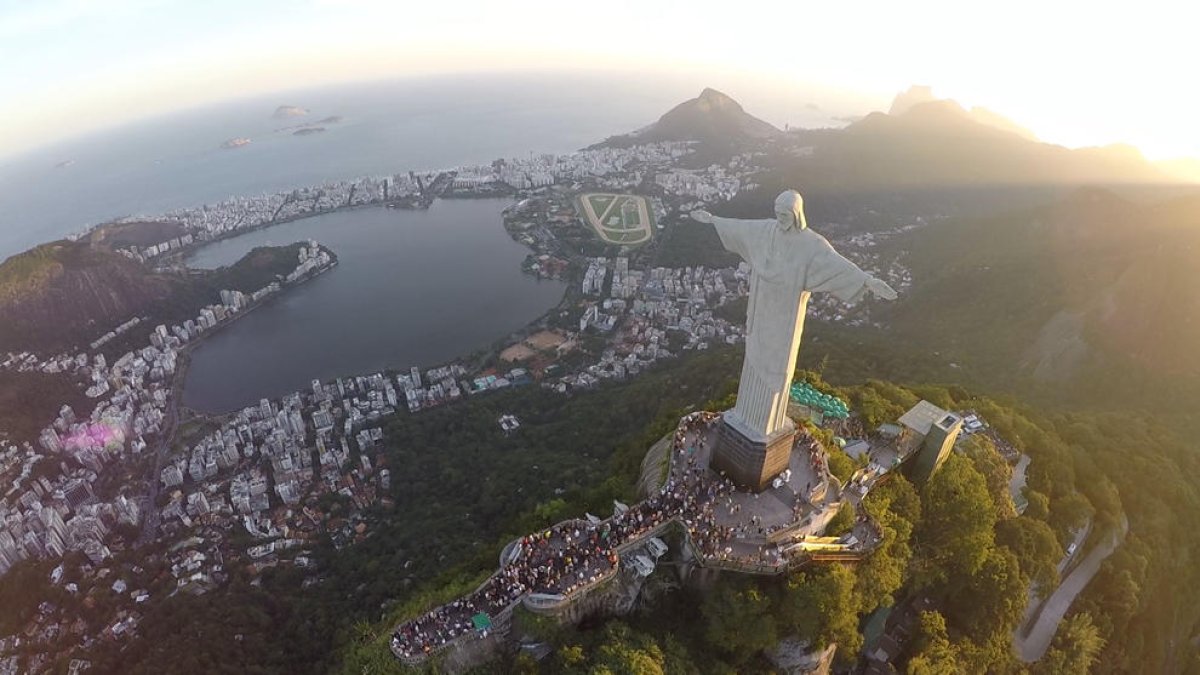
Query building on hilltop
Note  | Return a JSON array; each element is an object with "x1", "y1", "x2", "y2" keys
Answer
[{"x1": 897, "y1": 400, "x2": 962, "y2": 484}]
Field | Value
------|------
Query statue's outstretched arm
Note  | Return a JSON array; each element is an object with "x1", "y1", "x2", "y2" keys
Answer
[
  {"x1": 807, "y1": 244, "x2": 896, "y2": 303},
  {"x1": 690, "y1": 211, "x2": 769, "y2": 263}
]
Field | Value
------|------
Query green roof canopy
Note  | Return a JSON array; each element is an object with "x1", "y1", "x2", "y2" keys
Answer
[
  {"x1": 790, "y1": 382, "x2": 850, "y2": 418},
  {"x1": 472, "y1": 613, "x2": 492, "y2": 631}
]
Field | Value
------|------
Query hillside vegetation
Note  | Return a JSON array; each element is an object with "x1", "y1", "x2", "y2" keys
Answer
[
  {"x1": 0, "y1": 370, "x2": 89, "y2": 443},
  {"x1": 874, "y1": 189, "x2": 1200, "y2": 409},
  {"x1": 0, "y1": 240, "x2": 316, "y2": 448},
  {"x1": 0, "y1": 240, "x2": 313, "y2": 355}
]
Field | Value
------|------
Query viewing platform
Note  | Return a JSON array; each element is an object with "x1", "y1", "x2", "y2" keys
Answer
[{"x1": 389, "y1": 410, "x2": 888, "y2": 667}]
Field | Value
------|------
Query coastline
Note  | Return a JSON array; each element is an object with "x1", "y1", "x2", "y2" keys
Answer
[
  {"x1": 175, "y1": 198, "x2": 574, "y2": 414},
  {"x1": 174, "y1": 258, "x2": 339, "y2": 414},
  {"x1": 133, "y1": 257, "x2": 337, "y2": 542},
  {"x1": 163, "y1": 193, "x2": 441, "y2": 269}
]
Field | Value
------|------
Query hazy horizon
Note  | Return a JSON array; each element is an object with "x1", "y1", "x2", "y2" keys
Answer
[
  {"x1": 0, "y1": 69, "x2": 882, "y2": 168},
  {"x1": 3, "y1": 0, "x2": 1198, "y2": 162}
]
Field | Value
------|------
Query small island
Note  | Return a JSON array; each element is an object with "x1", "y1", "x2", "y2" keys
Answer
[
  {"x1": 293, "y1": 127, "x2": 325, "y2": 136},
  {"x1": 221, "y1": 137, "x2": 251, "y2": 149},
  {"x1": 272, "y1": 104, "x2": 308, "y2": 119},
  {"x1": 274, "y1": 116, "x2": 341, "y2": 133}
]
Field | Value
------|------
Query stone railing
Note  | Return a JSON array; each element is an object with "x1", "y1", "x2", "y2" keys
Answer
[{"x1": 521, "y1": 564, "x2": 619, "y2": 615}]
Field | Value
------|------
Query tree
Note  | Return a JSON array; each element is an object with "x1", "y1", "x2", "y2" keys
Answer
[
  {"x1": 1035, "y1": 612, "x2": 1105, "y2": 675},
  {"x1": 996, "y1": 516, "x2": 1063, "y2": 595},
  {"x1": 555, "y1": 645, "x2": 586, "y2": 670},
  {"x1": 914, "y1": 453, "x2": 996, "y2": 587},
  {"x1": 779, "y1": 566, "x2": 863, "y2": 663},
  {"x1": 826, "y1": 446, "x2": 856, "y2": 484},
  {"x1": 872, "y1": 473, "x2": 922, "y2": 527},
  {"x1": 962, "y1": 436, "x2": 1016, "y2": 521},
  {"x1": 855, "y1": 506, "x2": 914, "y2": 614},
  {"x1": 906, "y1": 611, "x2": 961, "y2": 675},
  {"x1": 1047, "y1": 491, "x2": 1094, "y2": 543},
  {"x1": 824, "y1": 502, "x2": 856, "y2": 537},
  {"x1": 701, "y1": 579, "x2": 777, "y2": 659},
  {"x1": 954, "y1": 632, "x2": 1020, "y2": 674},
  {"x1": 551, "y1": 622, "x2": 672, "y2": 675},
  {"x1": 946, "y1": 546, "x2": 1027, "y2": 642},
  {"x1": 1023, "y1": 488, "x2": 1050, "y2": 521}
]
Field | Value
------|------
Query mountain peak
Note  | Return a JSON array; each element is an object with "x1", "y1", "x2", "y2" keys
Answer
[
  {"x1": 888, "y1": 85, "x2": 937, "y2": 115},
  {"x1": 696, "y1": 87, "x2": 740, "y2": 106},
  {"x1": 593, "y1": 88, "x2": 780, "y2": 149},
  {"x1": 883, "y1": 85, "x2": 1038, "y2": 141}
]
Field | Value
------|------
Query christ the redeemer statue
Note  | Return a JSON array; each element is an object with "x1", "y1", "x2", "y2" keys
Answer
[{"x1": 691, "y1": 190, "x2": 897, "y2": 489}]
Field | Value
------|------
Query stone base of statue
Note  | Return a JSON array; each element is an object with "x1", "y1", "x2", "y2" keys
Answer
[{"x1": 713, "y1": 412, "x2": 795, "y2": 491}]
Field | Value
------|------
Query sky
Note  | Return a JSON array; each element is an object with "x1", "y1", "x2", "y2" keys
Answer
[{"x1": 1, "y1": 0, "x2": 1196, "y2": 161}]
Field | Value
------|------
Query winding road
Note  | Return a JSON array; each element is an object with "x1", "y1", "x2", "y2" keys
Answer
[{"x1": 1013, "y1": 514, "x2": 1128, "y2": 662}]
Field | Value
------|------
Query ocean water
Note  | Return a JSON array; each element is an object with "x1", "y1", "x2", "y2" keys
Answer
[
  {"x1": 0, "y1": 73, "x2": 692, "y2": 260},
  {"x1": 0, "y1": 72, "x2": 861, "y2": 261}
]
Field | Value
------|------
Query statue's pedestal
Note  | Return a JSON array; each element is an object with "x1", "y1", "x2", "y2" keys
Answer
[{"x1": 713, "y1": 412, "x2": 795, "y2": 491}]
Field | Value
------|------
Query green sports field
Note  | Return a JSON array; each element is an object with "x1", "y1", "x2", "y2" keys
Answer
[{"x1": 577, "y1": 193, "x2": 654, "y2": 245}]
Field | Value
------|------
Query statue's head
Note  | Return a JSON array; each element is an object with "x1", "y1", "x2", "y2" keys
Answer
[{"x1": 774, "y1": 190, "x2": 807, "y2": 231}]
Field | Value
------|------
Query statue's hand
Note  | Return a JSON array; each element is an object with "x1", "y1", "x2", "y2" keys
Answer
[
  {"x1": 690, "y1": 209, "x2": 714, "y2": 224},
  {"x1": 866, "y1": 276, "x2": 898, "y2": 301}
]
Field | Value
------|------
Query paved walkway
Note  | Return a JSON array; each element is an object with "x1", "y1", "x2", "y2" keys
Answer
[{"x1": 1013, "y1": 514, "x2": 1128, "y2": 662}]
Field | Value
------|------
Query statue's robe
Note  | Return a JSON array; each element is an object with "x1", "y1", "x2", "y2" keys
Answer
[{"x1": 711, "y1": 216, "x2": 873, "y2": 439}]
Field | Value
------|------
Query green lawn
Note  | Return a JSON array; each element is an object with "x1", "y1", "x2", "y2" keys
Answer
[
  {"x1": 579, "y1": 193, "x2": 653, "y2": 245},
  {"x1": 587, "y1": 194, "x2": 615, "y2": 216},
  {"x1": 620, "y1": 200, "x2": 642, "y2": 226}
]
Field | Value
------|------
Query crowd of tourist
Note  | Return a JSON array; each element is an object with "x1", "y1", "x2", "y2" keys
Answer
[
  {"x1": 803, "y1": 436, "x2": 829, "y2": 479},
  {"x1": 669, "y1": 412, "x2": 718, "y2": 476},
  {"x1": 391, "y1": 413, "x2": 737, "y2": 658},
  {"x1": 390, "y1": 409, "x2": 870, "y2": 660}
]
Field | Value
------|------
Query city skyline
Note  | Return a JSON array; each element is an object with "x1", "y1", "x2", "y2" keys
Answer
[{"x1": 1, "y1": 0, "x2": 1197, "y2": 162}]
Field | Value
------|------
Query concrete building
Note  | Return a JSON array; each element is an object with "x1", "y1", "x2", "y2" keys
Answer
[{"x1": 898, "y1": 400, "x2": 962, "y2": 485}]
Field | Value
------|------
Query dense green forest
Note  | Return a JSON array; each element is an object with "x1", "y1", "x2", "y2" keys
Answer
[{"x1": 0, "y1": 369, "x2": 89, "y2": 442}]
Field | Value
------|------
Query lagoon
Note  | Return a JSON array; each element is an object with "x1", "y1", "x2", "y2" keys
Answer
[{"x1": 180, "y1": 199, "x2": 565, "y2": 412}]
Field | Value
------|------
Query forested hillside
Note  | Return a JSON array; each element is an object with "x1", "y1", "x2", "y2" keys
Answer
[
  {"x1": 875, "y1": 189, "x2": 1200, "y2": 410},
  {"x1": 0, "y1": 240, "x2": 315, "y2": 355}
]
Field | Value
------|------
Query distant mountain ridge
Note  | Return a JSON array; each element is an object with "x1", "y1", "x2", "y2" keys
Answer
[
  {"x1": 879, "y1": 189, "x2": 1200, "y2": 397},
  {"x1": 593, "y1": 88, "x2": 781, "y2": 149},
  {"x1": 597, "y1": 85, "x2": 1186, "y2": 191},
  {"x1": 887, "y1": 85, "x2": 1038, "y2": 140},
  {"x1": 765, "y1": 92, "x2": 1177, "y2": 191}
]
